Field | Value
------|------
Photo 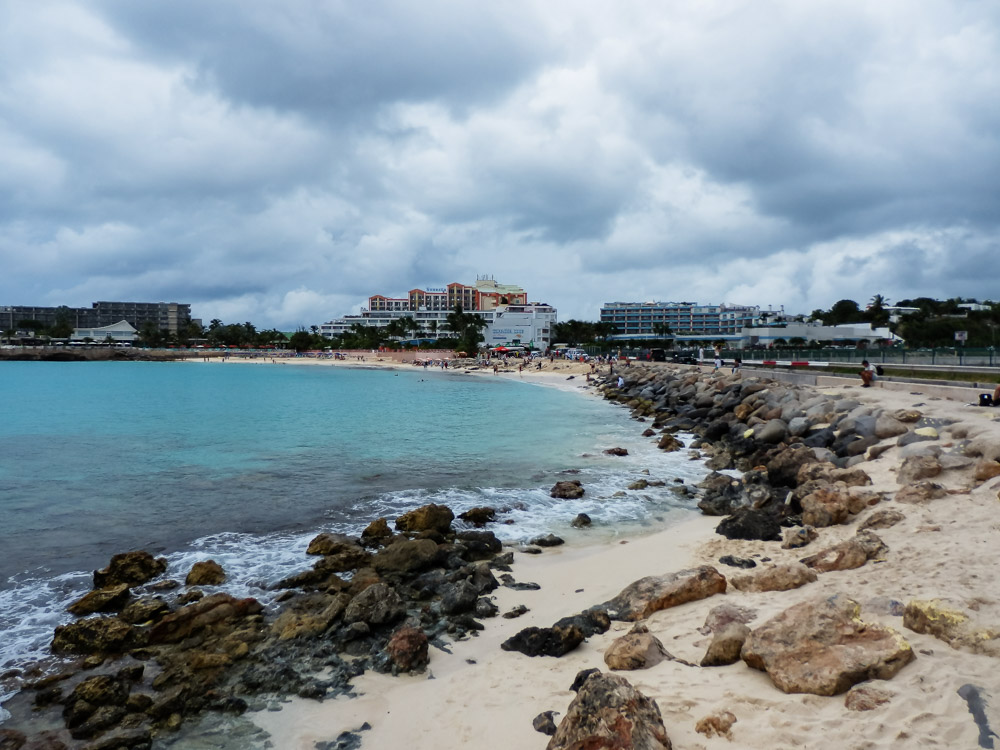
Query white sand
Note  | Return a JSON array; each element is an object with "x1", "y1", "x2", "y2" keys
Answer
[{"x1": 250, "y1": 370, "x2": 1000, "y2": 749}]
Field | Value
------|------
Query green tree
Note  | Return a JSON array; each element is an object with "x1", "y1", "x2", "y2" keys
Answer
[{"x1": 288, "y1": 329, "x2": 315, "y2": 352}]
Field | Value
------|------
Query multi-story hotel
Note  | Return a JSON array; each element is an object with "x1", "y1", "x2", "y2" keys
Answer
[
  {"x1": 0, "y1": 301, "x2": 193, "y2": 335},
  {"x1": 600, "y1": 301, "x2": 762, "y2": 339},
  {"x1": 321, "y1": 277, "x2": 553, "y2": 349}
]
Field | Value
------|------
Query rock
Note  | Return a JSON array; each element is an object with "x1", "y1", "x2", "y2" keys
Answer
[
  {"x1": 766, "y1": 444, "x2": 817, "y2": 487},
  {"x1": 974, "y1": 460, "x2": 1000, "y2": 482},
  {"x1": 897, "y1": 455, "x2": 942, "y2": 485},
  {"x1": 458, "y1": 507, "x2": 496, "y2": 526},
  {"x1": 694, "y1": 710, "x2": 737, "y2": 739},
  {"x1": 844, "y1": 681, "x2": 894, "y2": 711},
  {"x1": 628, "y1": 479, "x2": 649, "y2": 490},
  {"x1": 93, "y1": 551, "x2": 167, "y2": 588},
  {"x1": 719, "y1": 555, "x2": 756, "y2": 569},
  {"x1": 699, "y1": 603, "x2": 758, "y2": 635},
  {"x1": 893, "y1": 409, "x2": 922, "y2": 422},
  {"x1": 70, "y1": 705, "x2": 126, "y2": 740},
  {"x1": 874, "y1": 415, "x2": 908, "y2": 438},
  {"x1": 147, "y1": 593, "x2": 262, "y2": 644},
  {"x1": 894, "y1": 482, "x2": 946, "y2": 504},
  {"x1": 531, "y1": 534, "x2": 565, "y2": 548},
  {"x1": 782, "y1": 525, "x2": 818, "y2": 549},
  {"x1": 604, "y1": 447, "x2": 628, "y2": 456},
  {"x1": 554, "y1": 610, "x2": 611, "y2": 638},
  {"x1": 361, "y1": 517, "x2": 392, "y2": 540},
  {"x1": 475, "y1": 598, "x2": 499, "y2": 618},
  {"x1": 271, "y1": 593, "x2": 349, "y2": 640},
  {"x1": 67, "y1": 585, "x2": 132, "y2": 617},
  {"x1": 716, "y1": 508, "x2": 782, "y2": 542},
  {"x1": 306, "y1": 532, "x2": 355, "y2": 555},
  {"x1": 547, "y1": 671, "x2": 672, "y2": 750},
  {"x1": 501, "y1": 625, "x2": 584, "y2": 657},
  {"x1": 533, "y1": 711, "x2": 558, "y2": 736},
  {"x1": 801, "y1": 488, "x2": 855, "y2": 527},
  {"x1": 550, "y1": 480, "x2": 584, "y2": 499},
  {"x1": 385, "y1": 626, "x2": 429, "y2": 672},
  {"x1": 0, "y1": 730, "x2": 27, "y2": 750},
  {"x1": 455, "y1": 530, "x2": 502, "y2": 560},
  {"x1": 800, "y1": 530, "x2": 888, "y2": 572},
  {"x1": 897, "y1": 429, "x2": 937, "y2": 447},
  {"x1": 701, "y1": 622, "x2": 750, "y2": 667},
  {"x1": 902, "y1": 600, "x2": 1000, "y2": 657},
  {"x1": 604, "y1": 624, "x2": 669, "y2": 671},
  {"x1": 503, "y1": 605, "x2": 529, "y2": 619},
  {"x1": 395, "y1": 503, "x2": 454, "y2": 534},
  {"x1": 344, "y1": 583, "x2": 405, "y2": 626},
  {"x1": 796, "y1": 462, "x2": 871, "y2": 488},
  {"x1": 602, "y1": 566, "x2": 726, "y2": 621},
  {"x1": 571, "y1": 513, "x2": 592, "y2": 528},
  {"x1": 756, "y1": 419, "x2": 789, "y2": 444},
  {"x1": 185, "y1": 560, "x2": 225, "y2": 586},
  {"x1": 730, "y1": 563, "x2": 817, "y2": 593},
  {"x1": 858, "y1": 509, "x2": 905, "y2": 531},
  {"x1": 80, "y1": 728, "x2": 152, "y2": 750},
  {"x1": 741, "y1": 593, "x2": 914, "y2": 695},
  {"x1": 440, "y1": 580, "x2": 479, "y2": 615},
  {"x1": 372, "y1": 539, "x2": 440, "y2": 574},
  {"x1": 52, "y1": 617, "x2": 143, "y2": 655},
  {"x1": 657, "y1": 434, "x2": 683, "y2": 452}
]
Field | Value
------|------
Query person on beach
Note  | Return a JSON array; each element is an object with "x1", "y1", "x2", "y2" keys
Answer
[
  {"x1": 860, "y1": 360, "x2": 877, "y2": 387},
  {"x1": 731, "y1": 357, "x2": 742, "y2": 374},
  {"x1": 617, "y1": 375, "x2": 624, "y2": 388}
]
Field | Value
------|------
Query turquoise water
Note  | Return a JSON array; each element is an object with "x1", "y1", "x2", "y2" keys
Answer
[{"x1": 0, "y1": 360, "x2": 705, "y2": 676}]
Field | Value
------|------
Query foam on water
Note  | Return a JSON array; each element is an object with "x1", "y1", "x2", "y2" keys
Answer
[{"x1": 0, "y1": 363, "x2": 711, "y2": 722}]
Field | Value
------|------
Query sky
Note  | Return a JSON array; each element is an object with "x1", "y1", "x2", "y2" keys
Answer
[{"x1": 1, "y1": 1, "x2": 998, "y2": 329}]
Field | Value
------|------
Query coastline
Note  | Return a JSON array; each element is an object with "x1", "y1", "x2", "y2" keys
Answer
[
  {"x1": 3, "y1": 361, "x2": 999, "y2": 748},
  {"x1": 255, "y1": 366, "x2": 1000, "y2": 749}
]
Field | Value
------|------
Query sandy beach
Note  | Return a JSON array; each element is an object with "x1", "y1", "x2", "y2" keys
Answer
[{"x1": 243, "y1": 365, "x2": 1000, "y2": 749}]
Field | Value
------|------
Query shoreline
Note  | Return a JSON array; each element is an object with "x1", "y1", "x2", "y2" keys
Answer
[
  {"x1": 256, "y1": 365, "x2": 1000, "y2": 749},
  {"x1": 3, "y1": 363, "x2": 999, "y2": 748}
]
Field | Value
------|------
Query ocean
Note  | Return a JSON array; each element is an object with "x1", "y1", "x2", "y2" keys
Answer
[{"x1": 0, "y1": 360, "x2": 706, "y2": 714}]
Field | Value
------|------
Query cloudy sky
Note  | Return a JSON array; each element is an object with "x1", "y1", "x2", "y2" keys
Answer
[{"x1": 1, "y1": 1, "x2": 998, "y2": 328}]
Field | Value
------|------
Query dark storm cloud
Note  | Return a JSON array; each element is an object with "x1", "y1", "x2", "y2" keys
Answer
[{"x1": 1, "y1": 0, "x2": 999, "y2": 327}]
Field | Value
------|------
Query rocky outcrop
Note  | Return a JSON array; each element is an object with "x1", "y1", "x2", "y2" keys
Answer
[
  {"x1": 741, "y1": 594, "x2": 914, "y2": 695},
  {"x1": 458, "y1": 507, "x2": 496, "y2": 526},
  {"x1": 385, "y1": 626, "x2": 429, "y2": 672},
  {"x1": 902, "y1": 600, "x2": 1000, "y2": 657},
  {"x1": 148, "y1": 593, "x2": 263, "y2": 644},
  {"x1": 52, "y1": 616, "x2": 144, "y2": 655},
  {"x1": 550, "y1": 481, "x2": 584, "y2": 499},
  {"x1": 730, "y1": 563, "x2": 817, "y2": 593},
  {"x1": 185, "y1": 560, "x2": 225, "y2": 586},
  {"x1": 604, "y1": 624, "x2": 669, "y2": 671},
  {"x1": 67, "y1": 584, "x2": 132, "y2": 617},
  {"x1": 372, "y1": 538, "x2": 440, "y2": 574},
  {"x1": 800, "y1": 531, "x2": 888, "y2": 573},
  {"x1": 701, "y1": 622, "x2": 750, "y2": 666},
  {"x1": 547, "y1": 671, "x2": 672, "y2": 750},
  {"x1": 93, "y1": 551, "x2": 167, "y2": 588},
  {"x1": 501, "y1": 625, "x2": 585, "y2": 658},
  {"x1": 602, "y1": 567, "x2": 727, "y2": 621},
  {"x1": 394, "y1": 503, "x2": 454, "y2": 534}
]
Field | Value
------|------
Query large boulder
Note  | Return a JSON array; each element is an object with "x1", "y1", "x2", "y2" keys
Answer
[
  {"x1": 547, "y1": 671, "x2": 672, "y2": 750},
  {"x1": 67, "y1": 584, "x2": 132, "y2": 617},
  {"x1": 148, "y1": 593, "x2": 263, "y2": 644},
  {"x1": 741, "y1": 593, "x2": 914, "y2": 695},
  {"x1": 657, "y1": 434, "x2": 683, "y2": 452},
  {"x1": 603, "y1": 624, "x2": 669, "y2": 671},
  {"x1": 395, "y1": 504, "x2": 454, "y2": 534},
  {"x1": 902, "y1": 600, "x2": 1000, "y2": 658},
  {"x1": 372, "y1": 538, "x2": 440, "y2": 574},
  {"x1": 601, "y1": 567, "x2": 726, "y2": 621},
  {"x1": 386, "y1": 625, "x2": 430, "y2": 672},
  {"x1": 730, "y1": 563, "x2": 817, "y2": 593},
  {"x1": 897, "y1": 455, "x2": 942, "y2": 485},
  {"x1": 306, "y1": 532, "x2": 358, "y2": 555},
  {"x1": 52, "y1": 616, "x2": 144, "y2": 655},
  {"x1": 185, "y1": 560, "x2": 225, "y2": 586},
  {"x1": 800, "y1": 531, "x2": 888, "y2": 573},
  {"x1": 501, "y1": 625, "x2": 585, "y2": 657},
  {"x1": 93, "y1": 551, "x2": 167, "y2": 588},
  {"x1": 766, "y1": 444, "x2": 817, "y2": 488},
  {"x1": 716, "y1": 508, "x2": 782, "y2": 542},
  {"x1": 701, "y1": 622, "x2": 751, "y2": 667},
  {"x1": 343, "y1": 583, "x2": 405, "y2": 626},
  {"x1": 550, "y1": 480, "x2": 585, "y2": 499}
]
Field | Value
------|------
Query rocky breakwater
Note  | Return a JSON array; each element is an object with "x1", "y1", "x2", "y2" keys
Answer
[
  {"x1": 517, "y1": 364, "x2": 1000, "y2": 745},
  {"x1": 0, "y1": 503, "x2": 532, "y2": 749}
]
